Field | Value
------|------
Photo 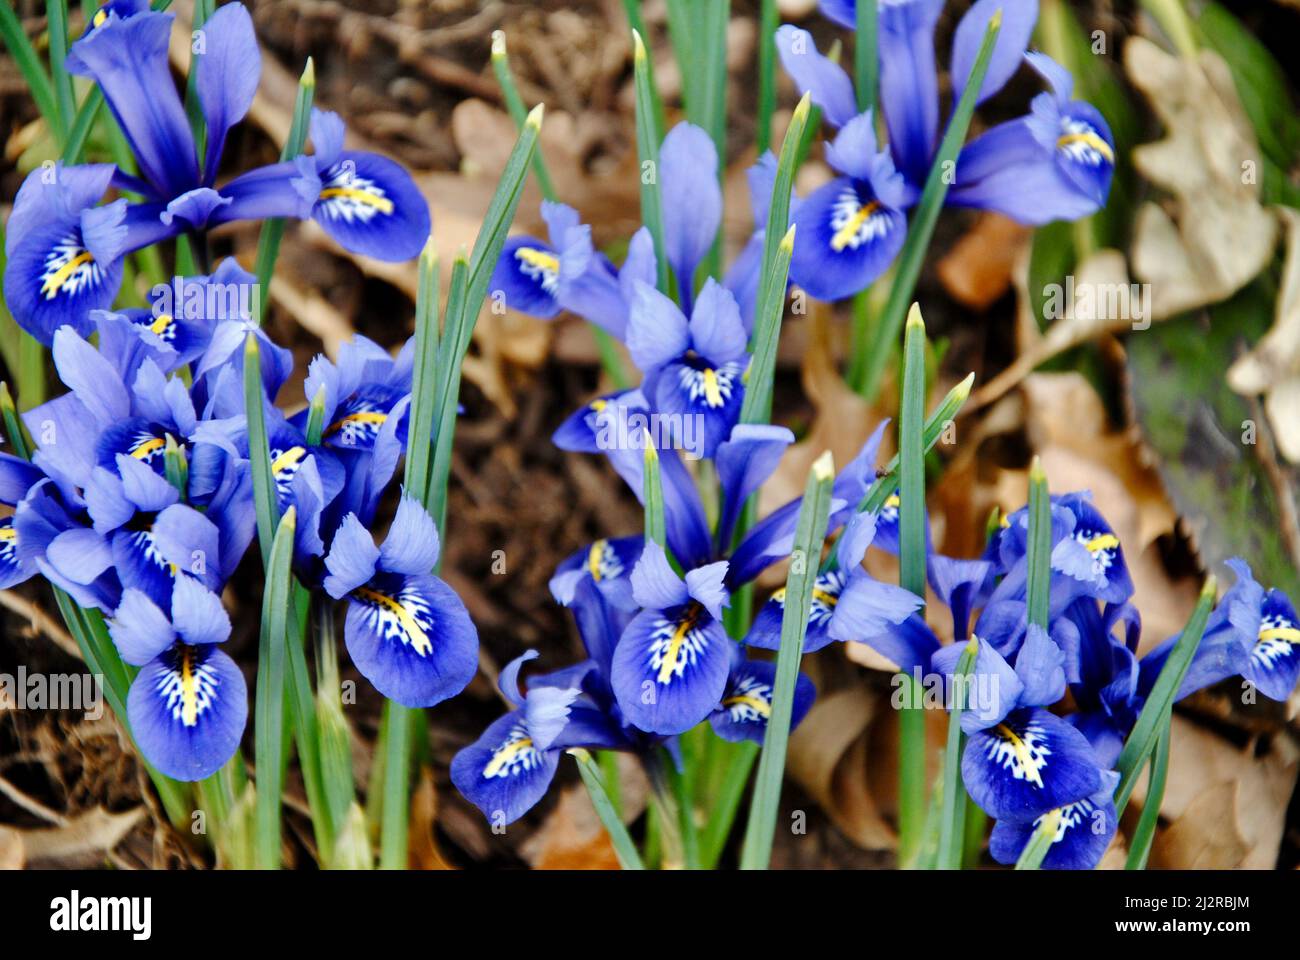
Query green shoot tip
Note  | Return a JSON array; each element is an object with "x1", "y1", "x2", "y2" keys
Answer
[
  {"x1": 779, "y1": 223, "x2": 796, "y2": 252},
  {"x1": 420, "y1": 235, "x2": 437, "y2": 265},
  {"x1": 905, "y1": 302, "x2": 925, "y2": 331},
  {"x1": 1200, "y1": 576, "x2": 1218, "y2": 601},
  {"x1": 491, "y1": 30, "x2": 507, "y2": 58},
  {"x1": 632, "y1": 28, "x2": 646, "y2": 60},
  {"x1": 812, "y1": 449, "x2": 835, "y2": 481},
  {"x1": 965, "y1": 635, "x2": 980, "y2": 655},
  {"x1": 989, "y1": 8, "x2": 1003, "y2": 30},
  {"x1": 1029, "y1": 455, "x2": 1045, "y2": 484},
  {"x1": 567, "y1": 747, "x2": 592, "y2": 762},
  {"x1": 281, "y1": 504, "x2": 298, "y2": 529},
  {"x1": 300, "y1": 57, "x2": 316, "y2": 88},
  {"x1": 525, "y1": 102, "x2": 545, "y2": 128},
  {"x1": 643, "y1": 431, "x2": 659, "y2": 463},
  {"x1": 244, "y1": 332, "x2": 260, "y2": 356},
  {"x1": 792, "y1": 91, "x2": 813, "y2": 122}
]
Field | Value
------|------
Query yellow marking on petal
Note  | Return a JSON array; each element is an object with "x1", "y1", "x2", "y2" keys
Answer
[
  {"x1": 1084, "y1": 533, "x2": 1119, "y2": 553},
  {"x1": 884, "y1": 494, "x2": 901, "y2": 510},
  {"x1": 270, "y1": 445, "x2": 306, "y2": 476},
  {"x1": 179, "y1": 648, "x2": 199, "y2": 728},
  {"x1": 516, "y1": 247, "x2": 560, "y2": 274},
  {"x1": 484, "y1": 737, "x2": 534, "y2": 778},
  {"x1": 1056, "y1": 132, "x2": 1113, "y2": 162},
  {"x1": 723, "y1": 694, "x2": 771, "y2": 718},
  {"x1": 587, "y1": 539, "x2": 609, "y2": 582},
  {"x1": 318, "y1": 187, "x2": 394, "y2": 214},
  {"x1": 93, "y1": 7, "x2": 107, "y2": 27},
  {"x1": 131, "y1": 437, "x2": 165, "y2": 460},
  {"x1": 353, "y1": 586, "x2": 433, "y2": 656},
  {"x1": 0, "y1": 527, "x2": 16, "y2": 541},
  {"x1": 149, "y1": 313, "x2": 174, "y2": 335},
  {"x1": 995, "y1": 722, "x2": 1045, "y2": 788},
  {"x1": 657, "y1": 607, "x2": 700, "y2": 684},
  {"x1": 1259, "y1": 626, "x2": 1300, "y2": 644},
  {"x1": 770, "y1": 587, "x2": 787, "y2": 604},
  {"x1": 812, "y1": 587, "x2": 839, "y2": 608},
  {"x1": 589, "y1": 398, "x2": 608, "y2": 412},
  {"x1": 830, "y1": 201, "x2": 881, "y2": 252},
  {"x1": 40, "y1": 251, "x2": 94, "y2": 298},
  {"x1": 325, "y1": 410, "x2": 387, "y2": 437},
  {"x1": 701, "y1": 367, "x2": 724, "y2": 407}
]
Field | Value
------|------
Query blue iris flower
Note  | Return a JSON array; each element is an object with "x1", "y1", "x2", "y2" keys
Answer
[
  {"x1": 747, "y1": 509, "x2": 922, "y2": 659},
  {"x1": 108, "y1": 575, "x2": 247, "y2": 782},
  {"x1": 709, "y1": 644, "x2": 816, "y2": 745},
  {"x1": 775, "y1": 0, "x2": 1113, "y2": 300},
  {"x1": 323, "y1": 495, "x2": 478, "y2": 707},
  {"x1": 0, "y1": 453, "x2": 47, "y2": 589},
  {"x1": 4, "y1": 3, "x2": 428, "y2": 343}
]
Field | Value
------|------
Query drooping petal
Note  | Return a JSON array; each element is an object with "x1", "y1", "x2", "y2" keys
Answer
[
  {"x1": 932, "y1": 636, "x2": 1023, "y2": 733},
  {"x1": 962, "y1": 707, "x2": 1104, "y2": 824},
  {"x1": 211, "y1": 157, "x2": 322, "y2": 223},
  {"x1": 709, "y1": 656, "x2": 815, "y2": 745},
  {"x1": 489, "y1": 236, "x2": 562, "y2": 319},
  {"x1": 774, "y1": 25, "x2": 857, "y2": 128},
  {"x1": 988, "y1": 793, "x2": 1117, "y2": 870},
  {"x1": 111, "y1": 526, "x2": 177, "y2": 609},
  {"x1": 344, "y1": 571, "x2": 478, "y2": 707},
  {"x1": 151, "y1": 503, "x2": 222, "y2": 592},
  {"x1": 647, "y1": 357, "x2": 746, "y2": 460},
  {"x1": 745, "y1": 568, "x2": 846, "y2": 654},
  {"x1": 313, "y1": 150, "x2": 430, "y2": 262},
  {"x1": 611, "y1": 605, "x2": 731, "y2": 735},
  {"x1": 827, "y1": 574, "x2": 924, "y2": 646},
  {"x1": 450, "y1": 711, "x2": 559, "y2": 826},
  {"x1": 46, "y1": 527, "x2": 114, "y2": 586},
  {"x1": 127, "y1": 643, "x2": 247, "y2": 782},
  {"x1": 1244, "y1": 589, "x2": 1300, "y2": 702},
  {"x1": 195, "y1": 2, "x2": 261, "y2": 183},
  {"x1": 789, "y1": 175, "x2": 906, "y2": 302}
]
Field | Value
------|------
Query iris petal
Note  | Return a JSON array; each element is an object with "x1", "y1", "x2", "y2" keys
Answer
[
  {"x1": 450, "y1": 711, "x2": 559, "y2": 825},
  {"x1": 127, "y1": 643, "x2": 247, "y2": 782},
  {"x1": 344, "y1": 571, "x2": 478, "y2": 707},
  {"x1": 312, "y1": 151, "x2": 430, "y2": 262},
  {"x1": 789, "y1": 176, "x2": 906, "y2": 302}
]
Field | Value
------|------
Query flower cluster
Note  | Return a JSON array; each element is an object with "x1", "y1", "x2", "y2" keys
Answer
[
  {"x1": 0, "y1": 5, "x2": 476, "y2": 785},
  {"x1": 4, "y1": 1, "x2": 428, "y2": 346},
  {"x1": 894, "y1": 494, "x2": 1300, "y2": 869},
  {"x1": 775, "y1": 0, "x2": 1115, "y2": 300}
]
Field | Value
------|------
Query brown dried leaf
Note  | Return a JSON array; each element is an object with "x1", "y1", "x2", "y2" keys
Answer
[
  {"x1": 520, "y1": 783, "x2": 622, "y2": 870},
  {"x1": 786, "y1": 687, "x2": 896, "y2": 850},
  {"x1": 1125, "y1": 38, "x2": 1278, "y2": 319},
  {"x1": 936, "y1": 213, "x2": 1032, "y2": 310},
  {"x1": 20, "y1": 806, "x2": 145, "y2": 866},
  {"x1": 409, "y1": 767, "x2": 454, "y2": 870},
  {"x1": 0, "y1": 825, "x2": 24, "y2": 870}
]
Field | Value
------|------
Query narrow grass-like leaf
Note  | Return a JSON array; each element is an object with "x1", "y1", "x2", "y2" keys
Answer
[
  {"x1": 253, "y1": 58, "x2": 316, "y2": 322},
  {"x1": 936, "y1": 638, "x2": 978, "y2": 869},
  {"x1": 631, "y1": 30, "x2": 670, "y2": 294},
  {"x1": 570, "y1": 749, "x2": 644, "y2": 869},
  {"x1": 491, "y1": 30, "x2": 556, "y2": 200},
  {"x1": 163, "y1": 434, "x2": 187, "y2": 495},
  {"x1": 254, "y1": 506, "x2": 297, "y2": 869},
  {"x1": 1014, "y1": 807, "x2": 1060, "y2": 870},
  {"x1": 243, "y1": 335, "x2": 280, "y2": 565},
  {"x1": 1026, "y1": 457, "x2": 1052, "y2": 629},
  {"x1": 0, "y1": 382, "x2": 31, "y2": 459},
  {"x1": 855, "y1": 13, "x2": 1002, "y2": 402},
  {"x1": 286, "y1": 584, "x2": 331, "y2": 862},
  {"x1": 854, "y1": 0, "x2": 878, "y2": 112},
  {"x1": 740, "y1": 451, "x2": 835, "y2": 869},
  {"x1": 643, "y1": 435, "x2": 666, "y2": 548},
  {"x1": 184, "y1": 0, "x2": 215, "y2": 157},
  {"x1": 315, "y1": 602, "x2": 358, "y2": 849},
  {"x1": 699, "y1": 739, "x2": 758, "y2": 868},
  {"x1": 402, "y1": 239, "x2": 439, "y2": 505},
  {"x1": 895, "y1": 304, "x2": 927, "y2": 866},
  {"x1": 1124, "y1": 714, "x2": 1170, "y2": 870},
  {"x1": 1113, "y1": 578, "x2": 1216, "y2": 817},
  {"x1": 0, "y1": 0, "x2": 59, "y2": 132},
  {"x1": 427, "y1": 110, "x2": 540, "y2": 525},
  {"x1": 47, "y1": 0, "x2": 75, "y2": 141},
  {"x1": 620, "y1": 1, "x2": 666, "y2": 136},
  {"x1": 755, "y1": 0, "x2": 778, "y2": 153},
  {"x1": 304, "y1": 385, "x2": 327, "y2": 447},
  {"x1": 378, "y1": 700, "x2": 413, "y2": 869}
]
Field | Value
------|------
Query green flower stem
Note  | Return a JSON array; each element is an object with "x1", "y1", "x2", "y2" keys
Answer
[
  {"x1": 1124, "y1": 713, "x2": 1171, "y2": 870},
  {"x1": 740, "y1": 452, "x2": 836, "y2": 869},
  {"x1": 570, "y1": 749, "x2": 644, "y2": 869}
]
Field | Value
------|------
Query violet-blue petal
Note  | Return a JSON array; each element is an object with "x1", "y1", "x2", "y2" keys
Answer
[
  {"x1": 611, "y1": 606, "x2": 731, "y2": 735},
  {"x1": 322, "y1": 512, "x2": 381, "y2": 598},
  {"x1": 629, "y1": 541, "x2": 689, "y2": 610},
  {"x1": 378, "y1": 494, "x2": 441, "y2": 576},
  {"x1": 450, "y1": 710, "x2": 559, "y2": 825},
  {"x1": 195, "y1": 2, "x2": 261, "y2": 183},
  {"x1": 626, "y1": 281, "x2": 690, "y2": 372},
  {"x1": 659, "y1": 123, "x2": 722, "y2": 297},
  {"x1": 170, "y1": 573, "x2": 232, "y2": 646},
  {"x1": 950, "y1": 0, "x2": 1039, "y2": 106},
  {"x1": 313, "y1": 151, "x2": 430, "y2": 262},
  {"x1": 108, "y1": 587, "x2": 176, "y2": 665},
  {"x1": 774, "y1": 25, "x2": 857, "y2": 128}
]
